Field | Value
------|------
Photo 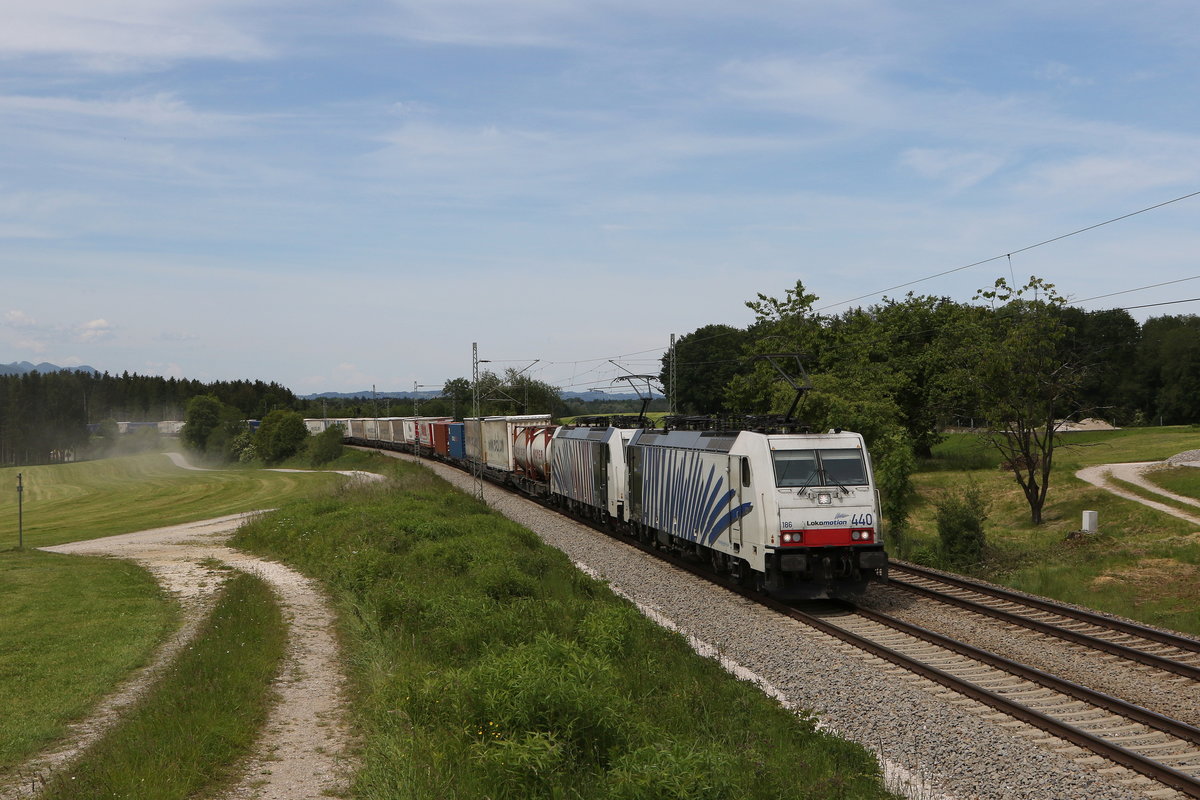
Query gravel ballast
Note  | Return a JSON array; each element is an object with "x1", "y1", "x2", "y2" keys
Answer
[{"x1": 396, "y1": 453, "x2": 1156, "y2": 800}]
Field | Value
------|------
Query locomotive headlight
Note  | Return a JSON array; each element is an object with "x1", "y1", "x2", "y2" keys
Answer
[{"x1": 816, "y1": 492, "x2": 832, "y2": 505}]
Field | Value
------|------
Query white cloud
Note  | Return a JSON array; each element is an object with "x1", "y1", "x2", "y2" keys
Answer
[
  {"x1": 901, "y1": 148, "x2": 1007, "y2": 192},
  {"x1": 0, "y1": 1, "x2": 274, "y2": 66},
  {"x1": 143, "y1": 360, "x2": 185, "y2": 378},
  {"x1": 157, "y1": 330, "x2": 199, "y2": 342},
  {"x1": 5, "y1": 310, "x2": 38, "y2": 328},
  {"x1": 1035, "y1": 61, "x2": 1093, "y2": 88},
  {"x1": 720, "y1": 55, "x2": 898, "y2": 127},
  {"x1": 76, "y1": 318, "x2": 114, "y2": 342},
  {"x1": 0, "y1": 92, "x2": 250, "y2": 135},
  {"x1": 15, "y1": 337, "x2": 48, "y2": 355}
]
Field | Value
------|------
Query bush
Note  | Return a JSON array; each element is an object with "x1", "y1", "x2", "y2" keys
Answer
[
  {"x1": 255, "y1": 410, "x2": 308, "y2": 464},
  {"x1": 308, "y1": 424, "x2": 344, "y2": 467},
  {"x1": 935, "y1": 483, "x2": 989, "y2": 568}
]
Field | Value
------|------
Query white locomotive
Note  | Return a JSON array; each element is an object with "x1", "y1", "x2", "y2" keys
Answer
[{"x1": 338, "y1": 415, "x2": 887, "y2": 598}]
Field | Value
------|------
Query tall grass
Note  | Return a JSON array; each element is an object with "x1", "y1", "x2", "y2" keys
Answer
[
  {"x1": 907, "y1": 428, "x2": 1200, "y2": 635},
  {"x1": 37, "y1": 570, "x2": 286, "y2": 800},
  {"x1": 1143, "y1": 465, "x2": 1200, "y2": 501},
  {"x1": 0, "y1": 551, "x2": 177, "y2": 773},
  {"x1": 234, "y1": 464, "x2": 898, "y2": 800}
]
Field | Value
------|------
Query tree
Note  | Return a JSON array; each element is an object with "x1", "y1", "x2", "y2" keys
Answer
[
  {"x1": 659, "y1": 324, "x2": 750, "y2": 414},
  {"x1": 725, "y1": 279, "x2": 825, "y2": 413},
  {"x1": 255, "y1": 410, "x2": 309, "y2": 464},
  {"x1": 441, "y1": 378, "x2": 473, "y2": 419},
  {"x1": 1137, "y1": 315, "x2": 1200, "y2": 424},
  {"x1": 963, "y1": 277, "x2": 1084, "y2": 524},
  {"x1": 823, "y1": 294, "x2": 970, "y2": 458},
  {"x1": 183, "y1": 395, "x2": 223, "y2": 451},
  {"x1": 308, "y1": 424, "x2": 344, "y2": 466},
  {"x1": 1058, "y1": 307, "x2": 1141, "y2": 425}
]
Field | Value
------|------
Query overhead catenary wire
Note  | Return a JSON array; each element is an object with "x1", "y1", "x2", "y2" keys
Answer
[
  {"x1": 814, "y1": 189, "x2": 1200, "y2": 314},
  {"x1": 1074, "y1": 275, "x2": 1200, "y2": 304},
  {"x1": 513, "y1": 189, "x2": 1200, "y2": 392}
]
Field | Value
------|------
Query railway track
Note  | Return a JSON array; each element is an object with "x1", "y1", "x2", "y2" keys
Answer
[
  {"x1": 379, "y1": 447, "x2": 1200, "y2": 797},
  {"x1": 887, "y1": 562, "x2": 1200, "y2": 681},
  {"x1": 796, "y1": 600, "x2": 1200, "y2": 798},
  {"x1": 647, "y1": 550, "x2": 1200, "y2": 797}
]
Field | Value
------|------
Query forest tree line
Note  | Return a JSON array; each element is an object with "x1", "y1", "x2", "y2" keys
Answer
[
  {"x1": 0, "y1": 370, "x2": 298, "y2": 466},
  {"x1": 660, "y1": 276, "x2": 1200, "y2": 526},
  {"x1": 662, "y1": 279, "x2": 1199, "y2": 435}
]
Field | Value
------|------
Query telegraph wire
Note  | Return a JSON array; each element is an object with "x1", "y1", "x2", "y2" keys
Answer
[
  {"x1": 815, "y1": 189, "x2": 1200, "y2": 313},
  {"x1": 1074, "y1": 275, "x2": 1200, "y2": 304},
  {"x1": 1119, "y1": 297, "x2": 1200, "y2": 311}
]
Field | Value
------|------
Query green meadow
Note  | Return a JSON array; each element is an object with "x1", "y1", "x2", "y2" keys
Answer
[
  {"x1": 903, "y1": 426, "x2": 1200, "y2": 635},
  {"x1": 0, "y1": 452, "x2": 345, "y2": 549},
  {"x1": 0, "y1": 450, "x2": 349, "y2": 782}
]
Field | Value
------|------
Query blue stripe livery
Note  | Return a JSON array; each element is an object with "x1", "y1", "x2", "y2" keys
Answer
[{"x1": 640, "y1": 447, "x2": 753, "y2": 544}]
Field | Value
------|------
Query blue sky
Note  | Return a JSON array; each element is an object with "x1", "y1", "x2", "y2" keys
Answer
[{"x1": 3, "y1": 1, "x2": 1199, "y2": 394}]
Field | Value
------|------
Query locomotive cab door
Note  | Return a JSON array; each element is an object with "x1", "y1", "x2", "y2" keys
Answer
[
  {"x1": 593, "y1": 442, "x2": 609, "y2": 515},
  {"x1": 727, "y1": 455, "x2": 748, "y2": 548}
]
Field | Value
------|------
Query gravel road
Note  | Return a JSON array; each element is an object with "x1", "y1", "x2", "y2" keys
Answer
[{"x1": 5, "y1": 513, "x2": 357, "y2": 800}]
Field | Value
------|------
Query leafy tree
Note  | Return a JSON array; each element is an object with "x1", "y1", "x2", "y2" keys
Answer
[
  {"x1": 659, "y1": 324, "x2": 750, "y2": 414},
  {"x1": 183, "y1": 395, "x2": 223, "y2": 451},
  {"x1": 308, "y1": 424, "x2": 344, "y2": 467},
  {"x1": 1058, "y1": 307, "x2": 1141, "y2": 424},
  {"x1": 255, "y1": 410, "x2": 309, "y2": 464},
  {"x1": 725, "y1": 279, "x2": 825, "y2": 414},
  {"x1": 441, "y1": 377, "x2": 473, "y2": 419},
  {"x1": 962, "y1": 277, "x2": 1084, "y2": 524},
  {"x1": 1137, "y1": 315, "x2": 1200, "y2": 424},
  {"x1": 823, "y1": 294, "x2": 970, "y2": 458}
]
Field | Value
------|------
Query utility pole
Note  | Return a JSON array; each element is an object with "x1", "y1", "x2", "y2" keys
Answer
[
  {"x1": 413, "y1": 380, "x2": 419, "y2": 416},
  {"x1": 669, "y1": 333, "x2": 677, "y2": 415},
  {"x1": 472, "y1": 343, "x2": 483, "y2": 501},
  {"x1": 16, "y1": 473, "x2": 23, "y2": 550}
]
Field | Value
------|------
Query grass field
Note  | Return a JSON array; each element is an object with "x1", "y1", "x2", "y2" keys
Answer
[
  {"x1": 0, "y1": 550, "x2": 178, "y2": 774},
  {"x1": 234, "y1": 457, "x2": 899, "y2": 800},
  {"x1": 1143, "y1": 464, "x2": 1200, "y2": 500},
  {"x1": 0, "y1": 451, "x2": 347, "y2": 549},
  {"x1": 37, "y1": 570, "x2": 286, "y2": 800},
  {"x1": 904, "y1": 427, "x2": 1200, "y2": 635},
  {"x1": 0, "y1": 447, "x2": 367, "y2": 786}
]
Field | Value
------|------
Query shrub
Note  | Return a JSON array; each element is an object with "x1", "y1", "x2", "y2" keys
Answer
[
  {"x1": 308, "y1": 424, "x2": 344, "y2": 467},
  {"x1": 935, "y1": 482, "x2": 989, "y2": 568},
  {"x1": 255, "y1": 410, "x2": 308, "y2": 464}
]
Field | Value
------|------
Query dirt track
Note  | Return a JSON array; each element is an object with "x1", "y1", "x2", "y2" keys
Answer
[
  {"x1": 1076, "y1": 460, "x2": 1200, "y2": 525},
  {"x1": 5, "y1": 511, "x2": 358, "y2": 799}
]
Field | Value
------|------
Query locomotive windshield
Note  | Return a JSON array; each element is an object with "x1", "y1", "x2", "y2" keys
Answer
[{"x1": 772, "y1": 448, "x2": 869, "y2": 488}]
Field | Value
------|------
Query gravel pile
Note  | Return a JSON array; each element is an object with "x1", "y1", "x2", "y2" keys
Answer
[
  {"x1": 400, "y1": 454, "x2": 1152, "y2": 800},
  {"x1": 1166, "y1": 450, "x2": 1200, "y2": 466}
]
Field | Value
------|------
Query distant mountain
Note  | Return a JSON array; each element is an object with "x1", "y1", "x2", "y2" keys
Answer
[
  {"x1": 0, "y1": 361, "x2": 99, "y2": 376},
  {"x1": 304, "y1": 390, "x2": 442, "y2": 400},
  {"x1": 301, "y1": 389, "x2": 660, "y2": 401}
]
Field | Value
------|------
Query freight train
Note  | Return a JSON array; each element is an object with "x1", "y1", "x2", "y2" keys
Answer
[{"x1": 321, "y1": 414, "x2": 888, "y2": 598}]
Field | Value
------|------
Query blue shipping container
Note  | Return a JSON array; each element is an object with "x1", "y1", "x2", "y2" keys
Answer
[{"x1": 448, "y1": 423, "x2": 466, "y2": 461}]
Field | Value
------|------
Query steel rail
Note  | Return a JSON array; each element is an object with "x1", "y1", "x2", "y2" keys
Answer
[
  {"x1": 786, "y1": 600, "x2": 1200, "y2": 799},
  {"x1": 834, "y1": 602, "x2": 1200, "y2": 747},
  {"x1": 597, "y1": 544, "x2": 1200, "y2": 797},
  {"x1": 887, "y1": 573, "x2": 1200, "y2": 680},
  {"x1": 376, "y1": 447, "x2": 1200, "y2": 797},
  {"x1": 893, "y1": 561, "x2": 1200, "y2": 654}
]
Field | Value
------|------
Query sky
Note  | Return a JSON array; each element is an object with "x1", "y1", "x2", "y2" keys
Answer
[{"x1": 3, "y1": 1, "x2": 1200, "y2": 395}]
